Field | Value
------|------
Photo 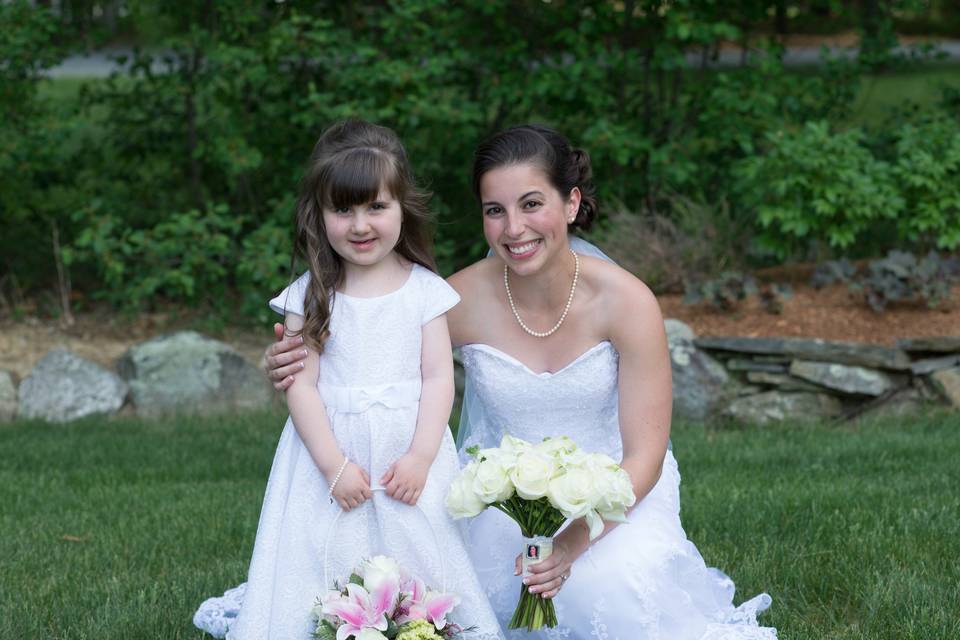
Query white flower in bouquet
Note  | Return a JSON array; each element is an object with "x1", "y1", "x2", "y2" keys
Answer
[
  {"x1": 499, "y1": 434, "x2": 532, "y2": 456},
  {"x1": 358, "y1": 629, "x2": 389, "y2": 640},
  {"x1": 471, "y1": 455, "x2": 515, "y2": 504},
  {"x1": 360, "y1": 555, "x2": 402, "y2": 592},
  {"x1": 445, "y1": 462, "x2": 487, "y2": 518},
  {"x1": 546, "y1": 465, "x2": 596, "y2": 520},
  {"x1": 509, "y1": 450, "x2": 556, "y2": 500},
  {"x1": 534, "y1": 436, "x2": 578, "y2": 459}
]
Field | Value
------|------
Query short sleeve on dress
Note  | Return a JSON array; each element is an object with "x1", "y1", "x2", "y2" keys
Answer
[
  {"x1": 418, "y1": 267, "x2": 460, "y2": 325},
  {"x1": 268, "y1": 271, "x2": 310, "y2": 317}
]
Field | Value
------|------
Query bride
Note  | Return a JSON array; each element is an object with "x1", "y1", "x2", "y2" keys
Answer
[{"x1": 254, "y1": 124, "x2": 777, "y2": 639}]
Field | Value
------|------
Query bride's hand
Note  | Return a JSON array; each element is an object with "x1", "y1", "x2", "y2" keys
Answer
[
  {"x1": 513, "y1": 539, "x2": 575, "y2": 600},
  {"x1": 264, "y1": 322, "x2": 308, "y2": 391}
]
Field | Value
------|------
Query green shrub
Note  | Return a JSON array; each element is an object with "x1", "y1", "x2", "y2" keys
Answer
[
  {"x1": 890, "y1": 114, "x2": 960, "y2": 250},
  {"x1": 737, "y1": 121, "x2": 904, "y2": 259}
]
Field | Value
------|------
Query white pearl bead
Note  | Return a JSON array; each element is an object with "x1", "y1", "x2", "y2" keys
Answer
[{"x1": 504, "y1": 250, "x2": 579, "y2": 338}]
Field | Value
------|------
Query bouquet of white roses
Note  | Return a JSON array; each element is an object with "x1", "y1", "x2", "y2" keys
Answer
[
  {"x1": 446, "y1": 435, "x2": 636, "y2": 631},
  {"x1": 314, "y1": 555, "x2": 465, "y2": 640}
]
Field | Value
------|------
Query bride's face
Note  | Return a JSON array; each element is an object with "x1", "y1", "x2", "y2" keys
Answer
[{"x1": 479, "y1": 162, "x2": 580, "y2": 277}]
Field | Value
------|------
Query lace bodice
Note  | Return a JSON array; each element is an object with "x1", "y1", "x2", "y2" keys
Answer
[
  {"x1": 459, "y1": 341, "x2": 622, "y2": 459},
  {"x1": 269, "y1": 264, "x2": 457, "y2": 387}
]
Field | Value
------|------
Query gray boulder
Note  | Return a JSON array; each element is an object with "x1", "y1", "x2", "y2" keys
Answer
[
  {"x1": 897, "y1": 337, "x2": 960, "y2": 354},
  {"x1": 666, "y1": 320, "x2": 732, "y2": 421},
  {"x1": 929, "y1": 367, "x2": 960, "y2": 408},
  {"x1": 789, "y1": 360, "x2": 904, "y2": 397},
  {"x1": 118, "y1": 331, "x2": 271, "y2": 416},
  {"x1": 695, "y1": 336, "x2": 911, "y2": 370},
  {"x1": 18, "y1": 349, "x2": 128, "y2": 422},
  {"x1": 0, "y1": 370, "x2": 17, "y2": 422},
  {"x1": 722, "y1": 391, "x2": 844, "y2": 426},
  {"x1": 855, "y1": 388, "x2": 930, "y2": 421}
]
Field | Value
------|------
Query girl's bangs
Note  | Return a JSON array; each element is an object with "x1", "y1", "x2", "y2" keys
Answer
[{"x1": 319, "y1": 148, "x2": 398, "y2": 210}]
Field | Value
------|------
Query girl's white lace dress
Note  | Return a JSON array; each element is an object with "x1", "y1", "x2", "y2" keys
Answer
[
  {"x1": 194, "y1": 264, "x2": 503, "y2": 640},
  {"x1": 458, "y1": 341, "x2": 777, "y2": 640}
]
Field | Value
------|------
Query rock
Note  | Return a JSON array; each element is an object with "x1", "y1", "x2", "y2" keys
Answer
[
  {"x1": 118, "y1": 331, "x2": 271, "y2": 416},
  {"x1": 667, "y1": 323, "x2": 732, "y2": 421},
  {"x1": 664, "y1": 318, "x2": 696, "y2": 343},
  {"x1": 929, "y1": 367, "x2": 960, "y2": 408},
  {"x1": 722, "y1": 391, "x2": 844, "y2": 426},
  {"x1": 17, "y1": 349, "x2": 128, "y2": 422},
  {"x1": 909, "y1": 354, "x2": 960, "y2": 375},
  {"x1": 695, "y1": 336, "x2": 911, "y2": 371},
  {"x1": 897, "y1": 337, "x2": 960, "y2": 354},
  {"x1": 745, "y1": 371, "x2": 824, "y2": 393},
  {"x1": 0, "y1": 370, "x2": 17, "y2": 422},
  {"x1": 789, "y1": 360, "x2": 904, "y2": 397},
  {"x1": 726, "y1": 358, "x2": 788, "y2": 373},
  {"x1": 855, "y1": 388, "x2": 931, "y2": 421}
]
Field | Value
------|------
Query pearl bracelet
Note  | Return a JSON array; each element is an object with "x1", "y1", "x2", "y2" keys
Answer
[{"x1": 328, "y1": 457, "x2": 349, "y2": 504}]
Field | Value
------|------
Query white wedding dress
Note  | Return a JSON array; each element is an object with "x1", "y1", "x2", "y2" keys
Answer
[
  {"x1": 458, "y1": 340, "x2": 777, "y2": 640},
  {"x1": 194, "y1": 264, "x2": 503, "y2": 640}
]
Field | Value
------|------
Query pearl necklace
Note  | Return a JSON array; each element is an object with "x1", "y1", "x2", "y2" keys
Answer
[{"x1": 504, "y1": 249, "x2": 580, "y2": 338}]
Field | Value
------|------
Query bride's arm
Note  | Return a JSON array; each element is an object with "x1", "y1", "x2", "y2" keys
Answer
[{"x1": 523, "y1": 270, "x2": 672, "y2": 598}]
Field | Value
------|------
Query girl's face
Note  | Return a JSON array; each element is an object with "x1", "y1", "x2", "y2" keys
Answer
[
  {"x1": 322, "y1": 188, "x2": 403, "y2": 269},
  {"x1": 479, "y1": 162, "x2": 580, "y2": 276}
]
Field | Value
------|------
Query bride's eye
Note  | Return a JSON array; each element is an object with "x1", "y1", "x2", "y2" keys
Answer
[{"x1": 484, "y1": 206, "x2": 504, "y2": 217}]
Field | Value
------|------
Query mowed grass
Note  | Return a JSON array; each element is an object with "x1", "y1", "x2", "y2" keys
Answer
[{"x1": 2, "y1": 408, "x2": 958, "y2": 639}]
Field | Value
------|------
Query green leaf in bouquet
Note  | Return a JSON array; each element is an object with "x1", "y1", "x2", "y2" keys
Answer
[
  {"x1": 465, "y1": 445, "x2": 480, "y2": 457},
  {"x1": 313, "y1": 618, "x2": 337, "y2": 640},
  {"x1": 348, "y1": 572, "x2": 364, "y2": 586}
]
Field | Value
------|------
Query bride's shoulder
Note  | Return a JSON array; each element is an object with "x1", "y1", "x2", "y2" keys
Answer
[
  {"x1": 580, "y1": 256, "x2": 663, "y2": 335},
  {"x1": 447, "y1": 257, "x2": 500, "y2": 302}
]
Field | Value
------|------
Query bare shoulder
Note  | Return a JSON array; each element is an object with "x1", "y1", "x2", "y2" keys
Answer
[
  {"x1": 447, "y1": 257, "x2": 499, "y2": 307},
  {"x1": 446, "y1": 257, "x2": 500, "y2": 345},
  {"x1": 579, "y1": 256, "x2": 664, "y2": 344}
]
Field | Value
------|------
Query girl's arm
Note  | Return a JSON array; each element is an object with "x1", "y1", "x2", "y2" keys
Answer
[
  {"x1": 380, "y1": 314, "x2": 455, "y2": 505},
  {"x1": 284, "y1": 313, "x2": 372, "y2": 511},
  {"x1": 522, "y1": 271, "x2": 673, "y2": 598}
]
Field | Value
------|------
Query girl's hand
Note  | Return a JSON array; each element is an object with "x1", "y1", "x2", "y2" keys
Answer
[
  {"x1": 329, "y1": 462, "x2": 373, "y2": 511},
  {"x1": 380, "y1": 453, "x2": 430, "y2": 505},
  {"x1": 265, "y1": 322, "x2": 309, "y2": 391}
]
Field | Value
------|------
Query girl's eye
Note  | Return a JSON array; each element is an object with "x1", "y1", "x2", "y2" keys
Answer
[
  {"x1": 335, "y1": 207, "x2": 351, "y2": 215},
  {"x1": 484, "y1": 206, "x2": 504, "y2": 217},
  {"x1": 370, "y1": 202, "x2": 387, "y2": 211},
  {"x1": 522, "y1": 200, "x2": 542, "y2": 209}
]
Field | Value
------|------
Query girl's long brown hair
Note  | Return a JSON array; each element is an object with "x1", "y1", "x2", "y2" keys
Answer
[{"x1": 290, "y1": 119, "x2": 436, "y2": 352}]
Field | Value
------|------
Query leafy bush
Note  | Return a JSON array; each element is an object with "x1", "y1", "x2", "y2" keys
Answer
[
  {"x1": 811, "y1": 258, "x2": 858, "y2": 289},
  {"x1": 890, "y1": 114, "x2": 960, "y2": 250},
  {"x1": 736, "y1": 121, "x2": 904, "y2": 259},
  {"x1": 683, "y1": 271, "x2": 758, "y2": 311},
  {"x1": 851, "y1": 250, "x2": 959, "y2": 312}
]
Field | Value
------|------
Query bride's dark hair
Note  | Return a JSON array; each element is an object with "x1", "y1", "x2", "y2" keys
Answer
[
  {"x1": 290, "y1": 119, "x2": 435, "y2": 352},
  {"x1": 471, "y1": 124, "x2": 598, "y2": 231}
]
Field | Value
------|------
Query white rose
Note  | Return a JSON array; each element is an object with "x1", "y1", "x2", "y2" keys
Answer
[
  {"x1": 446, "y1": 463, "x2": 487, "y2": 519},
  {"x1": 546, "y1": 466, "x2": 596, "y2": 519},
  {"x1": 509, "y1": 450, "x2": 556, "y2": 500},
  {"x1": 471, "y1": 457, "x2": 515, "y2": 503},
  {"x1": 499, "y1": 434, "x2": 532, "y2": 455},
  {"x1": 534, "y1": 436, "x2": 578, "y2": 460},
  {"x1": 361, "y1": 555, "x2": 401, "y2": 591},
  {"x1": 590, "y1": 464, "x2": 636, "y2": 523}
]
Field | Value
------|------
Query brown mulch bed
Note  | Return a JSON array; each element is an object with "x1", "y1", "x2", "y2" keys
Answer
[{"x1": 660, "y1": 282, "x2": 960, "y2": 346}]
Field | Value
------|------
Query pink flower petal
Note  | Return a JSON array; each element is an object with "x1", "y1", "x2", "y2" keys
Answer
[{"x1": 424, "y1": 592, "x2": 461, "y2": 630}]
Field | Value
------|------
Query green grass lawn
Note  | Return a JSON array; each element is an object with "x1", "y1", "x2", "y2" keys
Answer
[{"x1": 2, "y1": 409, "x2": 958, "y2": 639}]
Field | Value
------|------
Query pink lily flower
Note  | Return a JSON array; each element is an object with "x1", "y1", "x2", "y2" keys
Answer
[
  {"x1": 321, "y1": 581, "x2": 399, "y2": 640},
  {"x1": 404, "y1": 590, "x2": 461, "y2": 631}
]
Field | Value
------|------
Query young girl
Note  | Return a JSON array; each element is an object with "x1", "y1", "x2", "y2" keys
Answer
[{"x1": 194, "y1": 120, "x2": 503, "y2": 640}]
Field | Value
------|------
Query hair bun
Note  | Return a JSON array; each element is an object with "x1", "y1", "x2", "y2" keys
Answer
[{"x1": 570, "y1": 148, "x2": 597, "y2": 231}]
